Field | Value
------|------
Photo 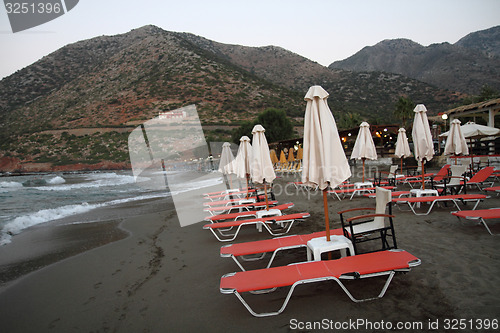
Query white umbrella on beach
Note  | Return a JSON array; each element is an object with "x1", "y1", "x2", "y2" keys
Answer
[
  {"x1": 251, "y1": 125, "x2": 276, "y2": 210},
  {"x1": 395, "y1": 128, "x2": 412, "y2": 172},
  {"x1": 411, "y1": 104, "x2": 434, "y2": 189},
  {"x1": 218, "y1": 142, "x2": 236, "y2": 188},
  {"x1": 444, "y1": 119, "x2": 469, "y2": 160},
  {"x1": 350, "y1": 122, "x2": 377, "y2": 182},
  {"x1": 440, "y1": 121, "x2": 500, "y2": 139},
  {"x1": 302, "y1": 85, "x2": 351, "y2": 241},
  {"x1": 234, "y1": 136, "x2": 252, "y2": 194}
]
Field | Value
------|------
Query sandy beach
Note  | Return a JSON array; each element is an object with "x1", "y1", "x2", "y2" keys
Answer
[{"x1": 0, "y1": 167, "x2": 499, "y2": 332}]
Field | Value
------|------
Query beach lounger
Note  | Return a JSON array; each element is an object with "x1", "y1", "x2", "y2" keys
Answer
[
  {"x1": 220, "y1": 249, "x2": 421, "y2": 317},
  {"x1": 203, "y1": 188, "x2": 250, "y2": 197},
  {"x1": 375, "y1": 165, "x2": 398, "y2": 186},
  {"x1": 339, "y1": 187, "x2": 397, "y2": 254},
  {"x1": 204, "y1": 189, "x2": 256, "y2": 201},
  {"x1": 203, "y1": 195, "x2": 268, "y2": 207},
  {"x1": 220, "y1": 230, "x2": 344, "y2": 271},
  {"x1": 203, "y1": 212, "x2": 310, "y2": 242},
  {"x1": 432, "y1": 165, "x2": 467, "y2": 195},
  {"x1": 485, "y1": 186, "x2": 500, "y2": 196},
  {"x1": 205, "y1": 203, "x2": 295, "y2": 223},
  {"x1": 452, "y1": 208, "x2": 500, "y2": 235},
  {"x1": 460, "y1": 166, "x2": 495, "y2": 192},
  {"x1": 363, "y1": 191, "x2": 410, "y2": 198},
  {"x1": 328, "y1": 186, "x2": 395, "y2": 200},
  {"x1": 402, "y1": 164, "x2": 450, "y2": 189},
  {"x1": 391, "y1": 194, "x2": 487, "y2": 215},
  {"x1": 204, "y1": 200, "x2": 278, "y2": 216}
]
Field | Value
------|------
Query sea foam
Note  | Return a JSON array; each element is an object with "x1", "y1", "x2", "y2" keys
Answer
[{"x1": 0, "y1": 192, "x2": 169, "y2": 246}]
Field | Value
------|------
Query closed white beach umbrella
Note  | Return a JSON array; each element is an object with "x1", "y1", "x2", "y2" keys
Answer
[
  {"x1": 218, "y1": 142, "x2": 236, "y2": 188},
  {"x1": 234, "y1": 136, "x2": 252, "y2": 179},
  {"x1": 350, "y1": 122, "x2": 377, "y2": 182},
  {"x1": 444, "y1": 119, "x2": 469, "y2": 157},
  {"x1": 218, "y1": 142, "x2": 235, "y2": 175},
  {"x1": 411, "y1": 104, "x2": 434, "y2": 189},
  {"x1": 302, "y1": 85, "x2": 351, "y2": 241},
  {"x1": 251, "y1": 124, "x2": 276, "y2": 209},
  {"x1": 234, "y1": 136, "x2": 252, "y2": 195},
  {"x1": 395, "y1": 128, "x2": 412, "y2": 171}
]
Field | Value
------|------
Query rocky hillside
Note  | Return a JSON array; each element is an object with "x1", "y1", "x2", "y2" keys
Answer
[
  {"x1": 177, "y1": 32, "x2": 462, "y2": 116},
  {"x1": 456, "y1": 25, "x2": 500, "y2": 57},
  {"x1": 329, "y1": 26, "x2": 500, "y2": 94},
  {"x1": 0, "y1": 25, "x2": 467, "y2": 172}
]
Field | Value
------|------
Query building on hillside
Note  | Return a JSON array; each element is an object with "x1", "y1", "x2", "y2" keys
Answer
[{"x1": 159, "y1": 110, "x2": 186, "y2": 120}]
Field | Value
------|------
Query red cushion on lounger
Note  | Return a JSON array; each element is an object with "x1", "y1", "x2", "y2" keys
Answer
[
  {"x1": 221, "y1": 250, "x2": 419, "y2": 293},
  {"x1": 204, "y1": 213, "x2": 310, "y2": 230},
  {"x1": 452, "y1": 208, "x2": 500, "y2": 220}
]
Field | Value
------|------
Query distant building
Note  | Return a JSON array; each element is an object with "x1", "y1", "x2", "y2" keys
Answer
[{"x1": 159, "y1": 110, "x2": 186, "y2": 120}]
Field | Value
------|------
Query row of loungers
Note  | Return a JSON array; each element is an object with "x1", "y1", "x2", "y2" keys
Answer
[
  {"x1": 202, "y1": 180, "x2": 498, "y2": 317},
  {"x1": 201, "y1": 187, "x2": 422, "y2": 317}
]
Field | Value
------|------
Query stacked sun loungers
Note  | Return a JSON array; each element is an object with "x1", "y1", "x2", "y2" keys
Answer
[{"x1": 201, "y1": 188, "x2": 309, "y2": 241}]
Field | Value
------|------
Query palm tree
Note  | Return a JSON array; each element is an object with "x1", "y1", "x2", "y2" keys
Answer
[{"x1": 394, "y1": 96, "x2": 414, "y2": 128}]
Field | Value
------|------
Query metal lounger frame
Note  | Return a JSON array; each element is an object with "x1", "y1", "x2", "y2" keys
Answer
[{"x1": 220, "y1": 253, "x2": 421, "y2": 317}]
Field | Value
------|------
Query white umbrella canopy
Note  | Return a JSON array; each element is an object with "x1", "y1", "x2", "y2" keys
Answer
[
  {"x1": 234, "y1": 136, "x2": 252, "y2": 179},
  {"x1": 444, "y1": 119, "x2": 469, "y2": 156},
  {"x1": 302, "y1": 86, "x2": 351, "y2": 190},
  {"x1": 395, "y1": 128, "x2": 412, "y2": 158},
  {"x1": 395, "y1": 127, "x2": 412, "y2": 173},
  {"x1": 251, "y1": 125, "x2": 276, "y2": 209},
  {"x1": 250, "y1": 125, "x2": 276, "y2": 184},
  {"x1": 440, "y1": 121, "x2": 500, "y2": 139},
  {"x1": 350, "y1": 122, "x2": 377, "y2": 182},
  {"x1": 218, "y1": 142, "x2": 235, "y2": 175},
  {"x1": 350, "y1": 122, "x2": 378, "y2": 160},
  {"x1": 218, "y1": 142, "x2": 236, "y2": 189},
  {"x1": 411, "y1": 104, "x2": 434, "y2": 189},
  {"x1": 302, "y1": 85, "x2": 351, "y2": 241}
]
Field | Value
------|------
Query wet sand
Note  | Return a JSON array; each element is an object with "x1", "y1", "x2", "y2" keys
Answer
[{"x1": 0, "y1": 168, "x2": 499, "y2": 332}]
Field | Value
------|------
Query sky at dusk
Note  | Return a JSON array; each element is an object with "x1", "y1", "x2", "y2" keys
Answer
[{"x1": 1, "y1": 0, "x2": 499, "y2": 79}]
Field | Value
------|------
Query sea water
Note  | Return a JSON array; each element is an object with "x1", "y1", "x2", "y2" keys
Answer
[{"x1": 0, "y1": 170, "x2": 223, "y2": 246}]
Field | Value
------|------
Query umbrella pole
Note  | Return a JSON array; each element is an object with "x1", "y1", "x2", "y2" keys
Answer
[
  {"x1": 400, "y1": 157, "x2": 403, "y2": 175},
  {"x1": 421, "y1": 160, "x2": 425, "y2": 190},
  {"x1": 264, "y1": 182, "x2": 269, "y2": 211},
  {"x1": 362, "y1": 158, "x2": 365, "y2": 182},
  {"x1": 323, "y1": 190, "x2": 331, "y2": 242},
  {"x1": 245, "y1": 174, "x2": 249, "y2": 198}
]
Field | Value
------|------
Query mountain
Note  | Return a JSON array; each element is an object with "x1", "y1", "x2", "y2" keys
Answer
[
  {"x1": 0, "y1": 25, "x2": 464, "y2": 172},
  {"x1": 174, "y1": 32, "x2": 462, "y2": 117},
  {"x1": 329, "y1": 26, "x2": 500, "y2": 94},
  {"x1": 456, "y1": 25, "x2": 500, "y2": 57}
]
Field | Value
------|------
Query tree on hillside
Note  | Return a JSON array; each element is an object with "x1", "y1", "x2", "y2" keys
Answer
[
  {"x1": 462, "y1": 85, "x2": 500, "y2": 105},
  {"x1": 231, "y1": 120, "x2": 255, "y2": 144},
  {"x1": 337, "y1": 112, "x2": 363, "y2": 130},
  {"x1": 393, "y1": 96, "x2": 414, "y2": 128},
  {"x1": 231, "y1": 108, "x2": 295, "y2": 144}
]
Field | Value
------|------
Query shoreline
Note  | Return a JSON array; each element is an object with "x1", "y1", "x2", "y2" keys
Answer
[
  {"x1": 0, "y1": 172, "x2": 498, "y2": 331},
  {"x1": 0, "y1": 196, "x2": 174, "y2": 288}
]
